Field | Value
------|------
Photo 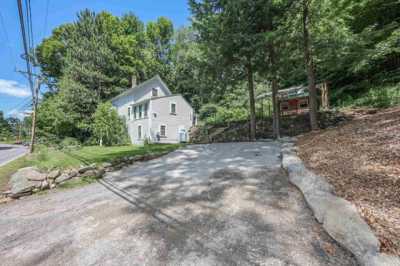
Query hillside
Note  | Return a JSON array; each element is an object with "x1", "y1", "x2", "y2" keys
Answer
[{"x1": 297, "y1": 107, "x2": 400, "y2": 256}]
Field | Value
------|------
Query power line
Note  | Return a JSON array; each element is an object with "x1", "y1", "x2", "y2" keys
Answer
[
  {"x1": 27, "y1": 0, "x2": 35, "y2": 60},
  {"x1": 16, "y1": 0, "x2": 41, "y2": 153},
  {"x1": 7, "y1": 96, "x2": 32, "y2": 113},
  {"x1": 24, "y1": 0, "x2": 34, "y2": 51},
  {"x1": 42, "y1": 0, "x2": 50, "y2": 40},
  {"x1": 16, "y1": 0, "x2": 34, "y2": 96}
]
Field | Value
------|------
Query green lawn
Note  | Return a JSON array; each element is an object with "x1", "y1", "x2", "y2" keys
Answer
[{"x1": 0, "y1": 143, "x2": 181, "y2": 192}]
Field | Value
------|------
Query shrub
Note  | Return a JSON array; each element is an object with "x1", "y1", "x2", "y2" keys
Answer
[
  {"x1": 92, "y1": 102, "x2": 130, "y2": 146},
  {"x1": 199, "y1": 103, "x2": 219, "y2": 120}
]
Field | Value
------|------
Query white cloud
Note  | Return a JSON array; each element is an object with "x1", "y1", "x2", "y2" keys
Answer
[{"x1": 0, "y1": 79, "x2": 30, "y2": 97}]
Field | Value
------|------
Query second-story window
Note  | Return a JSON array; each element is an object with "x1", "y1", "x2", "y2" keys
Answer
[
  {"x1": 144, "y1": 102, "x2": 148, "y2": 117},
  {"x1": 133, "y1": 106, "x2": 137, "y2": 120},
  {"x1": 152, "y1": 88, "x2": 158, "y2": 97},
  {"x1": 139, "y1": 105, "x2": 143, "y2": 118},
  {"x1": 170, "y1": 103, "x2": 176, "y2": 114}
]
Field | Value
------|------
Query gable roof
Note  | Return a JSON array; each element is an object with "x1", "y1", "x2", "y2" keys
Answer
[
  {"x1": 110, "y1": 75, "x2": 172, "y2": 102},
  {"x1": 129, "y1": 94, "x2": 194, "y2": 110}
]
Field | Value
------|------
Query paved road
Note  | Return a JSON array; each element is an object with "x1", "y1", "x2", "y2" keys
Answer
[
  {"x1": 0, "y1": 144, "x2": 28, "y2": 167},
  {"x1": 0, "y1": 143, "x2": 357, "y2": 265}
]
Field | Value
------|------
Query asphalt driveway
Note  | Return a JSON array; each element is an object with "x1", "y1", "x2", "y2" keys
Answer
[
  {"x1": 0, "y1": 144, "x2": 28, "y2": 167},
  {"x1": 0, "y1": 142, "x2": 357, "y2": 265}
]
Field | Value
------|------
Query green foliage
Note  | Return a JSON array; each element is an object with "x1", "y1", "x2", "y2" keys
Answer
[
  {"x1": 35, "y1": 10, "x2": 176, "y2": 142},
  {"x1": 205, "y1": 106, "x2": 249, "y2": 126},
  {"x1": 198, "y1": 103, "x2": 218, "y2": 120},
  {"x1": 92, "y1": 102, "x2": 129, "y2": 146},
  {"x1": 338, "y1": 84, "x2": 400, "y2": 108},
  {"x1": 0, "y1": 111, "x2": 12, "y2": 140},
  {"x1": 33, "y1": 2, "x2": 400, "y2": 141}
]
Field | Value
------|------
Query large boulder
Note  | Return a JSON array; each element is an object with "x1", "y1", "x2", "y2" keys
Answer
[
  {"x1": 22, "y1": 167, "x2": 47, "y2": 181},
  {"x1": 8, "y1": 167, "x2": 43, "y2": 198}
]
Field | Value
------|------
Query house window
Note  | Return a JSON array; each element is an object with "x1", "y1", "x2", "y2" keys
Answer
[
  {"x1": 281, "y1": 102, "x2": 289, "y2": 111},
  {"x1": 152, "y1": 88, "x2": 158, "y2": 97},
  {"x1": 133, "y1": 106, "x2": 137, "y2": 120},
  {"x1": 160, "y1": 125, "x2": 166, "y2": 137},
  {"x1": 144, "y1": 102, "x2": 148, "y2": 117},
  {"x1": 170, "y1": 103, "x2": 176, "y2": 114},
  {"x1": 299, "y1": 99, "x2": 308, "y2": 109},
  {"x1": 127, "y1": 107, "x2": 131, "y2": 120},
  {"x1": 139, "y1": 105, "x2": 143, "y2": 118},
  {"x1": 138, "y1": 125, "x2": 142, "y2": 139}
]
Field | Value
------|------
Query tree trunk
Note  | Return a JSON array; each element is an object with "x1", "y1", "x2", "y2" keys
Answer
[
  {"x1": 303, "y1": 0, "x2": 319, "y2": 131},
  {"x1": 246, "y1": 57, "x2": 256, "y2": 141},
  {"x1": 268, "y1": 43, "x2": 281, "y2": 139},
  {"x1": 271, "y1": 78, "x2": 280, "y2": 139}
]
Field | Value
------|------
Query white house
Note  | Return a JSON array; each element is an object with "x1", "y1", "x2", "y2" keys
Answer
[{"x1": 111, "y1": 75, "x2": 195, "y2": 144}]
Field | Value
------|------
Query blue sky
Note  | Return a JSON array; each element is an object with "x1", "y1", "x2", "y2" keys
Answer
[{"x1": 0, "y1": 0, "x2": 190, "y2": 118}]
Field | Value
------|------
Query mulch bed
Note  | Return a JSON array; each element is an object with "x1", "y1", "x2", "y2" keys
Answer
[{"x1": 297, "y1": 107, "x2": 400, "y2": 256}]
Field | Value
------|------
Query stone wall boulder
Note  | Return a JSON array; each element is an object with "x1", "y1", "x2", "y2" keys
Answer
[
  {"x1": 54, "y1": 169, "x2": 79, "y2": 184},
  {"x1": 22, "y1": 167, "x2": 47, "y2": 181},
  {"x1": 8, "y1": 167, "x2": 44, "y2": 198},
  {"x1": 47, "y1": 169, "x2": 61, "y2": 180},
  {"x1": 78, "y1": 165, "x2": 96, "y2": 174}
]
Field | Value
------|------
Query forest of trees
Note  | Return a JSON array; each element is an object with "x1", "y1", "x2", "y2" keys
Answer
[{"x1": 31, "y1": 0, "x2": 399, "y2": 143}]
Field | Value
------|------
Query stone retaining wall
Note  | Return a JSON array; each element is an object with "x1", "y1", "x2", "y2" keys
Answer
[
  {"x1": 3, "y1": 151, "x2": 171, "y2": 199},
  {"x1": 280, "y1": 138, "x2": 400, "y2": 266}
]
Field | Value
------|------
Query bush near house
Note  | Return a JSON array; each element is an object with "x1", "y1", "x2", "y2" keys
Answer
[{"x1": 92, "y1": 102, "x2": 130, "y2": 146}]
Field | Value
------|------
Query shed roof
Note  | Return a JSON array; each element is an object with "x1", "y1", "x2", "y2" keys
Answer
[{"x1": 256, "y1": 83, "x2": 327, "y2": 101}]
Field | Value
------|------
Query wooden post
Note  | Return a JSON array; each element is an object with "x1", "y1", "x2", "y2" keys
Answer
[{"x1": 320, "y1": 82, "x2": 330, "y2": 110}]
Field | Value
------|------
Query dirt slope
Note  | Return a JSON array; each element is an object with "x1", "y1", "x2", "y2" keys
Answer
[{"x1": 297, "y1": 107, "x2": 400, "y2": 256}]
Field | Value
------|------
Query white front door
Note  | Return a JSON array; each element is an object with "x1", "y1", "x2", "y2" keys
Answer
[{"x1": 178, "y1": 127, "x2": 187, "y2": 143}]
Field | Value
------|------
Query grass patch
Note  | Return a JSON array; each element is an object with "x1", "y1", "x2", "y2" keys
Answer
[
  {"x1": 34, "y1": 143, "x2": 181, "y2": 170},
  {"x1": 58, "y1": 175, "x2": 99, "y2": 189},
  {"x1": 0, "y1": 143, "x2": 181, "y2": 192}
]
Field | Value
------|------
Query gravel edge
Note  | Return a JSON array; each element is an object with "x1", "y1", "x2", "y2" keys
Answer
[{"x1": 280, "y1": 137, "x2": 400, "y2": 266}]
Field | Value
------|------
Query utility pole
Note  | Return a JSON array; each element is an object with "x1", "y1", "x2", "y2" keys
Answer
[
  {"x1": 29, "y1": 78, "x2": 41, "y2": 153},
  {"x1": 16, "y1": 70, "x2": 42, "y2": 152},
  {"x1": 16, "y1": 0, "x2": 41, "y2": 153}
]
